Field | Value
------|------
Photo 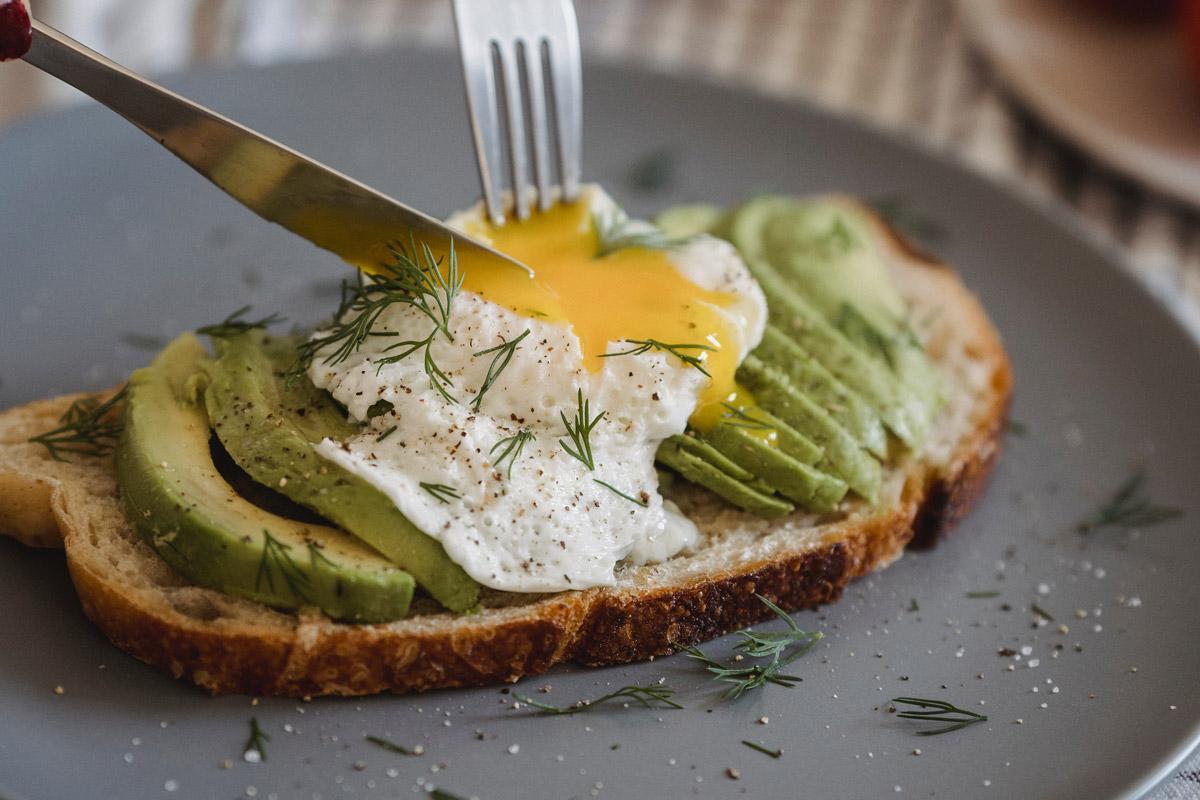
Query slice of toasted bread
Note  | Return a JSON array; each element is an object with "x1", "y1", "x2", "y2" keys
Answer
[{"x1": 0, "y1": 202, "x2": 1011, "y2": 696}]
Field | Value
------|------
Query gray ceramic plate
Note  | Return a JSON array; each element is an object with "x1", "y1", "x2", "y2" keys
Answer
[{"x1": 2, "y1": 49, "x2": 1199, "y2": 800}]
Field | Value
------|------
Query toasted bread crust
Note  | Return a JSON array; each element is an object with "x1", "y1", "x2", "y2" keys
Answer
[{"x1": 0, "y1": 207, "x2": 1012, "y2": 696}]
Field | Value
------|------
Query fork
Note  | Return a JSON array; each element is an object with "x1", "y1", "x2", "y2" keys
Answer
[{"x1": 452, "y1": 0, "x2": 582, "y2": 225}]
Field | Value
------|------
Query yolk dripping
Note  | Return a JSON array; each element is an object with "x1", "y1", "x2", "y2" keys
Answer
[{"x1": 457, "y1": 200, "x2": 743, "y2": 428}]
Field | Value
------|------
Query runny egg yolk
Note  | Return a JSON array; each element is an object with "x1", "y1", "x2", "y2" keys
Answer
[{"x1": 456, "y1": 199, "x2": 747, "y2": 429}]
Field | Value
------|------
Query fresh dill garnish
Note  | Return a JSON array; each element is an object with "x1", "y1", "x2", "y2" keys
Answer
[
  {"x1": 593, "y1": 208, "x2": 685, "y2": 257},
  {"x1": 377, "y1": 425, "x2": 398, "y2": 442},
  {"x1": 600, "y1": 338, "x2": 715, "y2": 377},
  {"x1": 366, "y1": 399, "x2": 394, "y2": 418},
  {"x1": 420, "y1": 482, "x2": 461, "y2": 504},
  {"x1": 593, "y1": 478, "x2": 647, "y2": 508},
  {"x1": 890, "y1": 697, "x2": 987, "y2": 736},
  {"x1": 365, "y1": 735, "x2": 415, "y2": 755},
  {"x1": 472, "y1": 329, "x2": 530, "y2": 411},
  {"x1": 120, "y1": 331, "x2": 167, "y2": 351},
  {"x1": 291, "y1": 236, "x2": 461, "y2": 383},
  {"x1": 908, "y1": 598, "x2": 920, "y2": 612},
  {"x1": 1077, "y1": 471, "x2": 1182, "y2": 534},
  {"x1": 428, "y1": 789, "x2": 471, "y2": 800},
  {"x1": 720, "y1": 403, "x2": 774, "y2": 430},
  {"x1": 29, "y1": 385, "x2": 127, "y2": 462},
  {"x1": 681, "y1": 594, "x2": 821, "y2": 699},
  {"x1": 196, "y1": 305, "x2": 285, "y2": 338},
  {"x1": 1031, "y1": 602, "x2": 1054, "y2": 622},
  {"x1": 515, "y1": 683, "x2": 681, "y2": 715},
  {"x1": 869, "y1": 194, "x2": 947, "y2": 246},
  {"x1": 255, "y1": 530, "x2": 311, "y2": 602},
  {"x1": 965, "y1": 590, "x2": 1000, "y2": 599},
  {"x1": 243, "y1": 717, "x2": 270, "y2": 762},
  {"x1": 625, "y1": 147, "x2": 677, "y2": 193},
  {"x1": 374, "y1": 330, "x2": 457, "y2": 403},
  {"x1": 490, "y1": 429, "x2": 535, "y2": 479},
  {"x1": 1006, "y1": 419, "x2": 1029, "y2": 437},
  {"x1": 559, "y1": 389, "x2": 604, "y2": 471},
  {"x1": 741, "y1": 740, "x2": 782, "y2": 759}
]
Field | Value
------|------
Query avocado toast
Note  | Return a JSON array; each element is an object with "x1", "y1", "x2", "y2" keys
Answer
[{"x1": 0, "y1": 196, "x2": 1011, "y2": 696}]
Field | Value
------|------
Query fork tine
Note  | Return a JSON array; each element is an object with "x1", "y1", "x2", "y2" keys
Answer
[
  {"x1": 544, "y1": 0, "x2": 582, "y2": 201},
  {"x1": 493, "y1": 41, "x2": 530, "y2": 221},
  {"x1": 454, "y1": 0, "x2": 581, "y2": 222},
  {"x1": 518, "y1": 38, "x2": 553, "y2": 213},
  {"x1": 452, "y1": 1, "x2": 507, "y2": 224}
]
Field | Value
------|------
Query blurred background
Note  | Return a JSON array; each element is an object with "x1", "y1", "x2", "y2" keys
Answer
[
  {"x1": 2, "y1": 0, "x2": 1200, "y2": 333},
  {"x1": 6, "y1": 0, "x2": 1200, "y2": 342}
]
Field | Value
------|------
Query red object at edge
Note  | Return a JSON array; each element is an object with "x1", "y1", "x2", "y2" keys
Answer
[{"x1": 0, "y1": 0, "x2": 31, "y2": 62}]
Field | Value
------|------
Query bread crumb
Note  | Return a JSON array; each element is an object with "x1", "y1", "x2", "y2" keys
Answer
[
  {"x1": 53, "y1": 685, "x2": 64, "y2": 695},
  {"x1": 726, "y1": 768, "x2": 740, "y2": 780}
]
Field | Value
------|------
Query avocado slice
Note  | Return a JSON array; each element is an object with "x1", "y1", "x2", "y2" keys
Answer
[
  {"x1": 737, "y1": 355, "x2": 881, "y2": 503},
  {"x1": 748, "y1": 258, "x2": 931, "y2": 447},
  {"x1": 725, "y1": 198, "x2": 944, "y2": 430},
  {"x1": 116, "y1": 333, "x2": 415, "y2": 622},
  {"x1": 656, "y1": 436, "x2": 793, "y2": 517},
  {"x1": 703, "y1": 423, "x2": 847, "y2": 512},
  {"x1": 202, "y1": 331, "x2": 479, "y2": 613},
  {"x1": 754, "y1": 326, "x2": 889, "y2": 459},
  {"x1": 655, "y1": 204, "x2": 723, "y2": 239}
]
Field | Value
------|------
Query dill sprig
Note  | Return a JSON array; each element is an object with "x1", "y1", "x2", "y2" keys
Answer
[
  {"x1": 890, "y1": 697, "x2": 988, "y2": 736},
  {"x1": 593, "y1": 478, "x2": 647, "y2": 508},
  {"x1": 429, "y1": 789, "x2": 471, "y2": 800},
  {"x1": 593, "y1": 208, "x2": 684, "y2": 257},
  {"x1": 420, "y1": 482, "x2": 461, "y2": 504},
  {"x1": 1077, "y1": 471, "x2": 1182, "y2": 534},
  {"x1": 472, "y1": 329, "x2": 530, "y2": 411},
  {"x1": 365, "y1": 735, "x2": 416, "y2": 755},
  {"x1": 374, "y1": 330, "x2": 457, "y2": 403},
  {"x1": 377, "y1": 425, "x2": 398, "y2": 442},
  {"x1": 243, "y1": 717, "x2": 270, "y2": 762},
  {"x1": 720, "y1": 402, "x2": 773, "y2": 430},
  {"x1": 291, "y1": 236, "x2": 461, "y2": 381},
  {"x1": 490, "y1": 429, "x2": 535, "y2": 479},
  {"x1": 869, "y1": 194, "x2": 947, "y2": 246},
  {"x1": 965, "y1": 590, "x2": 1000, "y2": 599},
  {"x1": 741, "y1": 740, "x2": 782, "y2": 759},
  {"x1": 196, "y1": 305, "x2": 285, "y2": 338},
  {"x1": 29, "y1": 385, "x2": 127, "y2": 462},
  {"x1": 681, "y1": 594, "x2": 821, "y2": 699},
  {"x1": 515, "y1": 683, "x2": 682, "y2": 715},
  {"x1": 559, "y1": 389, "x2": 604, "y2": 471},
  {"x1": 600, "y1": 338, "x2": 714, "y2": 377},
  {"x1": 255, "y1": 530, "x2": 311, "y2": 603},
  {"x1": 1031, "y1": 602, "x2": 1054, "y2": 622}
]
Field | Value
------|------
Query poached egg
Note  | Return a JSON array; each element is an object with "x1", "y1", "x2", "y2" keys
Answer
[{"x1": 309, "y1": 186, "x2": 767, "y2": 592}]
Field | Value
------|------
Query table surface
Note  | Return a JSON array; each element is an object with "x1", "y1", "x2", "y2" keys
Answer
[{"x1": 1, "y1": 2, "x2": 1198, "y2": 797}]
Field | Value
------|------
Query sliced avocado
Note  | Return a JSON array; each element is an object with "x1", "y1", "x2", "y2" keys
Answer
[
  {"x1": 203, "y1": 331, "x2": 479, "y2": 613},
  {"x1": 726, "y1": 197, "x2": 945, "y2": 425},
  {"x1": 714, "y1": 404, "x2": 824, "y2": 465},
  {"x1": 754, "y1": 325, "x2": 888, "y2": 459},
  {"x1": 655, "y1": 204, "x2": 722, "y2": 238},
  {"x1": 115, "y1": 333, "x2": 415, "y2": 622},
  {"x1": 738, "y1": 355, "x2": 882, "y2": 503},
  {"x1": 704, "y1": 423, "x2": 847, "y2": 512},
  {"x1": 725, "y1": 197, "x2": 907, "y2": 329},
  {"x1": 748, "y1": 258, "x2": 931, "y2": 447},
  {"x1": 656, "y1": 436, "x2": 793, "y2": 517}
]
